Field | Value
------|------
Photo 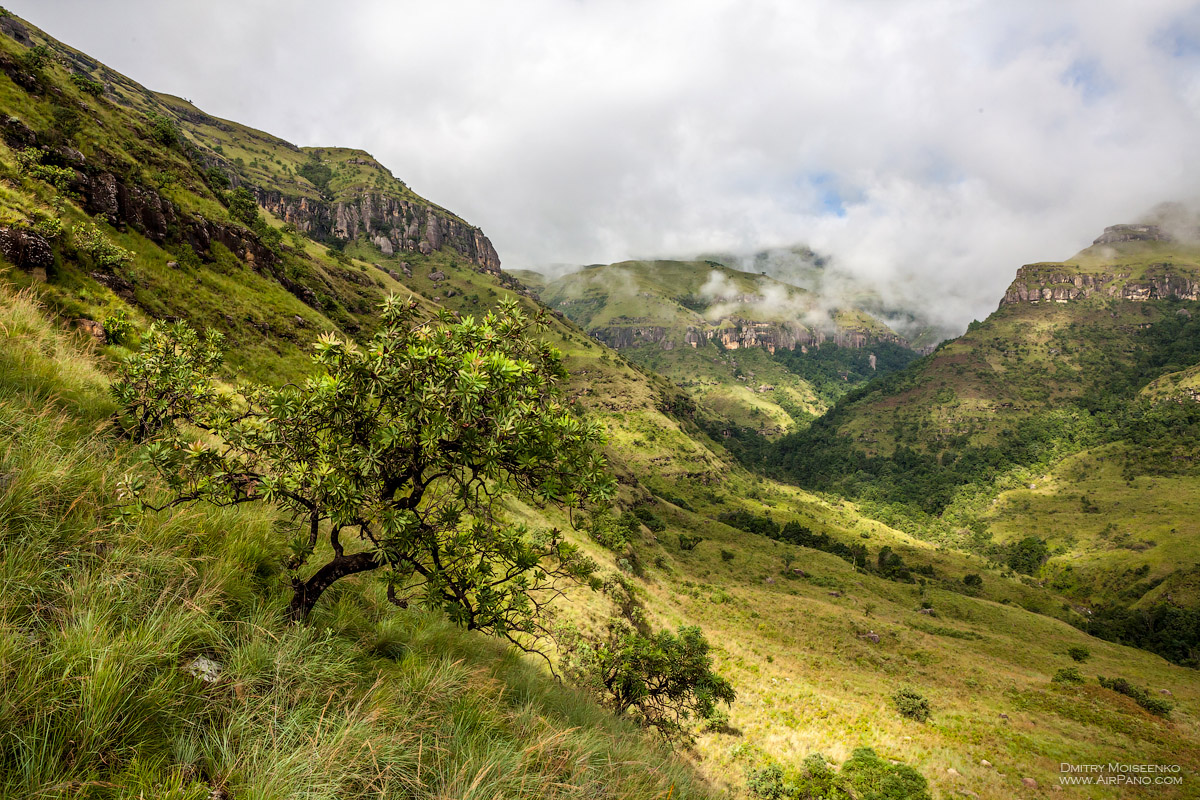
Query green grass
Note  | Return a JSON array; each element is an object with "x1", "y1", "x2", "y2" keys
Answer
[{"x1": 0, "y1": 284, "x2": 716, "y2": 800}]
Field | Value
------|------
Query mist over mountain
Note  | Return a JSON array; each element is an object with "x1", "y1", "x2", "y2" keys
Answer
[{"x1": 8, "y1": 0, "x2": 1200, "y2": 336}]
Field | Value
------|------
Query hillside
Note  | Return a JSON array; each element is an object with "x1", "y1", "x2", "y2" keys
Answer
[
  {"x1": 538, "y1": 259, "x2": 918, "y2": 434},
  {"x1": 3, "y1": 10, "x2": 1200, "y2": 800},
  {"x1": 764, "y1": 223, "x2": 1200, "y2": 648}
]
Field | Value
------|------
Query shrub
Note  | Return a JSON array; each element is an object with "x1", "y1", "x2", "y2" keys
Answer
[
  {"x1": 1067, "y1": 645, "x2": 1090, "y2": 662},
  {"x1": 14, "y1": 148, "x2": 75, "y2": 193},
  {"x1": 204, "y1": 166, "x2": 230, "y2": 190},
  {"x1": 28, "y1": 210, "x2": 63, "y2": 240},
  {"x1": 588, "y1": 511, "x2": 629, "y2": 550},
  {"x1": 101, "y1": 309, "x2": 134, "y2": 345},
  {"x1": 70, "y1": 72, "x2": 104, "y2": 96},
  {"x1": 633, "y1": 504, "x2": 666, "y2": 532},
  {"x1": 720, "y1": 549, "x2": 735, "y2": 562},
  {"x1": 20, "y1": 44, "x2": 52, "y2": 71},
  {"x1": 562, "y1": 622, "x2": 735, "y2": 743},
  {"x1": 746, "y1": 750, "x2": 926, "y2": 800},
  {"x1": 1007, "y1": 536, "x2": 1049, "y2": 575},
  {"x1": 225, "y1": 186, "x2": 259, "y2": 226},
  {"x1": 1098, "y1": 676, "x2": 1173, "y2": 717},
  {"x1": 72, "y1": 222, "x2": 133, "y2": 269},
  {"x1": 892, "y1": 687, "x2": 931, "y2": 722},
  {"x1": 745, "y1": 763, "x2": 787, "y2": 799},
  {"x1": 146, "y1": 112, "x2": 178, "y2": 146},
  {"x1": 678, "y1": 533, "x2": 702, "y2": 551},
  {"x1": 840, "y1": 747, "x2": 931, "y2": 800},
  {"x1": 718, "y1": 509, "x2": 779, "y2": 537},
  {"x1": 963, "y1": 573, "x2": 983, "y2": 589},
  {"x1": 1051, "y1": 667, "x2": 1085, "y2": 685}
]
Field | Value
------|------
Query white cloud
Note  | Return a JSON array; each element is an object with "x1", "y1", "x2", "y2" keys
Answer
[{"x1": 9, "y1": 0, "x2": 1200, "y2": 333}]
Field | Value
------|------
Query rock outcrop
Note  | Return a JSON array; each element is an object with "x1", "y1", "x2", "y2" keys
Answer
[
  {"x1": 256, "y1": 189, "x2": 501, "y2": 274},
  {"x1": 1002, "y1": 264, "x2": 1200, "y2": 306},
  {"x1": 0, "y1": 226, "x2": 53, "y2": 273},
  {"x1": 590, "y1": 318, "x2": 905, "y2": 353},
  {"x1": 1093, "y1": 224, "x2": 1171, "y2": 245}
]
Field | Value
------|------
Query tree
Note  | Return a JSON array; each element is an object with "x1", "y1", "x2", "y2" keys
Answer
[
  {"x1": 562, "y1": 620, "x2": 735, "y2": 742},
  {"x1": 116, "y1": 297, "x2": 614, "y2": 653}
]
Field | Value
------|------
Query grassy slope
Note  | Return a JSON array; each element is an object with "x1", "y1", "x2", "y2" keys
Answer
[
  {"x1": 766, "y1": 240, "x2": 1200, "y2": 608},
  {"x1": 3, "y1": 13, "x2": 1200, "y2": 800},
  {"x1": 0, "y1": 285, "x2": 716, "y2": 800}
]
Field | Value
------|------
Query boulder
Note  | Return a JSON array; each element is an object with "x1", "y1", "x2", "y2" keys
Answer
[
  {"x1": 429, "y1": 270, "x2": 446, "y2": 282},
  {"x1": 980, "y1": 759, "x2": 992, "y2": 768},
  {"x1": 73, "y1": 318, "x2": 106, "y2": 343},
  {"x1": 185, "y1": 655, "x2": 223, "y2": 684},
  {"x1": 0, "y1": 226, "x2": 53, "y2": 272},
  {"x1": 1021, "y1": 777, "x2": 1038, "y2": 788}
]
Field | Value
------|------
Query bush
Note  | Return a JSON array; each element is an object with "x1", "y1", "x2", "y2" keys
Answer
[
  {"x1": 562, "y1": 622, "x2": 735, "y2": 742},
  {"x1": 588, "y1": 511, "x2": 630, "y2": 550},
  {"x1": 1098, "y1": 676, "x2": 1173, "y2": 717},
  {"x1": 20, "y1": 44, "x2": 52, "y2": 71},
  {"x1": 632, "y1": 504, "x2": 666, "y2": 533},
  {"x1": 963, "y1": 573, "x2": 983, "y2": 589},
  {"x1": 840, "y1": 747, "x2": 931, "y2": 800},
  {"x1": 1007, "y1": 536, "x2": 1049, "y2": 575},
  {"x1": 718, "y1": 509, "x2": 779, "y2": 537},
  {"x1": 720, "y1": 549, "x2": 735, "y2": 562},
  {"x1": 72, "y1": 222, "x2": 133, "y2": 269},
  {"x1": 70, "y1": 72, "x2": 104, "y2": 96},
  {"x1": 101, "y1": 309, "x2": 134, "y2": 345},
  {"x1": 146, "y1": 112, "x2": 178, "y2": 146},
  {"x1": 14, "y1": 148, "x2": 75, "y2": 193},
  {"x1": 892, "y1": 687, "x2": 931, "y2": 722},
  {"x1": 746, "y1": 750, "x2": 927, "y2": 800},
  {"x1": 204, "y1": 166, "x2": 230, "y2": 190},
  {"x1": 678, "y1": 533, "x2": 702, "y2": 551},
  {"x1": 1067, "y1": 645, "x2": 1090, "y2": 662},
  {"x1": 1051, "y1": 667, "x2": 1085, "y2": 685}
]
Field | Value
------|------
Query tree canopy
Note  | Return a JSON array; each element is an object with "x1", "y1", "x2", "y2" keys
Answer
[{"x1": 116, "y1": 297, "x2": 615, "y2": 652}]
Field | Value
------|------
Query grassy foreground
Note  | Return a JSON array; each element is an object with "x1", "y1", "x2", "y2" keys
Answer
[{"x1": 0, "y1": 284, "x2": 715, "y2": 799}]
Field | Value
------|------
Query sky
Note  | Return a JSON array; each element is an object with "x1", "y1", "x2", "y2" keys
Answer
[{"x1": 9, "y1": 0, "x2": 1200, "y2": 333}]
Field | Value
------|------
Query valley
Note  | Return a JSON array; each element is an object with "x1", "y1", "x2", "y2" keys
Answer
[{"x1": 0, "y1": 9, "x2": 1198, "y2": 800}]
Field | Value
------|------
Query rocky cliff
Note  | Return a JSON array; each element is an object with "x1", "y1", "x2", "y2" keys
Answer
[
  {"x1": 256, "y1": 189, "x2": 501, "y2": 275},
  {"x1": 1000, "y1": 226, "x2": 1200, "y2": 306},
  {"x1": 1001, "y1": 264, "x2": 1200, "y2": 305},
  {"x1": 589, "y1": 317, "x2": 906, "y2": 353}
]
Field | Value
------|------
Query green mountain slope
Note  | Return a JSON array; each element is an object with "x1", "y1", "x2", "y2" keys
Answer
[
  {"x1": 538, "y1": 259, "x2": 917, "y2": 434},
  {"x1": 765, "y1": 225, "x2": 1200, "y2": 648},
  {"x1": 4, "y1": 10, "x2": 1200, "y2": 799}
]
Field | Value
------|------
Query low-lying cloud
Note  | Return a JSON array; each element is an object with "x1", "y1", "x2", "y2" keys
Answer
[{"x1": 11, "y1": 0, "x2": 1200, "y2": 335}]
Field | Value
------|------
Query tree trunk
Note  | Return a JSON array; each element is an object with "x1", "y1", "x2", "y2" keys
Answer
[{"x1": 288, "y1": 551, "x2": 380, "y2": 621}]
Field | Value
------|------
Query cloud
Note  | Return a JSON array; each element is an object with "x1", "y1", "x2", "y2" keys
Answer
[{"x1": 9, "y1": 0, "x2": 1200, "y2": 334}]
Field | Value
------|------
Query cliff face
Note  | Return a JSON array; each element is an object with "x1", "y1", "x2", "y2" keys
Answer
[
  {"x1": 590, "y1": 318, "x2": 905, "y2": 353},
  {"x1": 257, "y1": 189, "x2": 501, "y2": 275},
  {"x1": 1001, "y1": 265, "x2": 1200, "y2": 306}
]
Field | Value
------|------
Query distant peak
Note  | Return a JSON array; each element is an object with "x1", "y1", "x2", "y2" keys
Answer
[{"x1": 1092, "y1": 224, "x2": 1171, "y2": 246}]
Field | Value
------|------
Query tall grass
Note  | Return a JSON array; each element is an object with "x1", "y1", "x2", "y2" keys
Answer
[{"x1": 0, "y1": 286, "x2": 715, "y2": 799}]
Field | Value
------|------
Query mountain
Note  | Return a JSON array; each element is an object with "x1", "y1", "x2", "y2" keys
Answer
[
  {"x1": 701, "y1": 244, "x2": 960, "y2": 350},
  {"x1": 3, "y1": 10, "x2": 1200, "y2": 800},
  {"x1": 536, "y1": 258, "x2": 919, "y2": 434},
  {"x1": 766, "y1": 221, "x2": 1200, "y2": 647}
]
